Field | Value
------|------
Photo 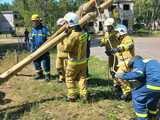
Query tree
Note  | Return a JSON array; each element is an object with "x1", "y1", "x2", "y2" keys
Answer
[
  {"x1": 134, "y1": 0, "x2": 160, "y2": 30},
  {"x1": 0, "y1": 3, "x2": 12, "y2": 11}
]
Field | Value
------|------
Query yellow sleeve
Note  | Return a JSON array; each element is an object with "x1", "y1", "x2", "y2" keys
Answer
[
  {"x1": 118, "y1": 36, "x2": 134, "y2": 51},
  {"x1": 100, "y1": 32, "x2": 109, "y2": 46}
]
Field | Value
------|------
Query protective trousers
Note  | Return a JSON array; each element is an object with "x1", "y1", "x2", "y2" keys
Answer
[
  {"x1": 132, "y1": 85, "x2": 160, "y2": 120},
  {"x1": 109, "y1": 55, "x2": 118, "y2": 77},
  {"x1": 33, "y1": 52, "x2": 50, "y2": 75},
  {"x1": 56, "y1": 57, "x2": 67, "y2": 82},
  {"x1": 65, "y1": 62, "x2": 87, "y2": 98},
  {"x1": 116, "y1": 61, "x2": 132, "y2": 96}
]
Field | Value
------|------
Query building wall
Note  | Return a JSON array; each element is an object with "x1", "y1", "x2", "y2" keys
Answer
[
  {"x1": 93, "y1": 0, "x2": 134, "y2": 33},
  {"x1": 0, "y1": 11, "x2": 15, "y2": 33}
]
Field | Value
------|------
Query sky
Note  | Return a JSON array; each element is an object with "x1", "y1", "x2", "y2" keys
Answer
[{"x1": 0, "y1": 0, "x2": 14, "y2": 4}]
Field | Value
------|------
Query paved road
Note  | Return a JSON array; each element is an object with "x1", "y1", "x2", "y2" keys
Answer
[
  {"x1": 0, "y1": 37, "x2": 160, "y2": 60},
  {"x1": 90, "y1": 37, "x2": 160, "y2": 60}
]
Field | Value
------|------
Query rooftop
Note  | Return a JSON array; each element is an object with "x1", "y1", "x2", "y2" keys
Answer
[
  {"x1": 0, "y1": 11, "x2": 14, "y2": 14},
  {"x1": 114, "y1": 0, "x2": 134, "y2": 3}
]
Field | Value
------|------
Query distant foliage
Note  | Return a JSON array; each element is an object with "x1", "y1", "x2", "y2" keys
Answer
[
  {"x1": 0, "y1": 0, "x2": 85, "y2": 33},
  {"x1": 0, "y1": 3, "x2": 12, "y2": 11},
  {"x1": 134, "y1": 0, "x2": 160, "y2": 29},
  {"x1": 11, "y1": 0, "x2": 85, "y2": 33}
]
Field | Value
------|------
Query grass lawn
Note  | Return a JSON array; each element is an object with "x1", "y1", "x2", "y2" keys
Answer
[{"x1": 0, "y1": 49, "x2": 135, "y2": 120}]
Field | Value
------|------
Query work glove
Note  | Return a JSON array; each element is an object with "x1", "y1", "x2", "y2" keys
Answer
[
  {"x1": 110, "y1": 47, "x2": 123, "y2": 54},
  {"x1": 115, "y1": 72, "x2": 125, "y2": 79},
  {"x1": 105, "y1": 50, "x2": 112, "y2": 56}
]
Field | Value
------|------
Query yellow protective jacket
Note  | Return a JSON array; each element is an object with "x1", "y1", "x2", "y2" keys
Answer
[
  {"x1": 100, "y1": 32, "x2": 120, "y2": 49},
  {"x1": 116, "y1": 35, "x2": 135, "y2": 61},
  {"x1": 57, "y1": 37, "x2": 68, "y2": 58},
  {"x1": 64, "y1": 30, "x2": 87, "y2": 65}
]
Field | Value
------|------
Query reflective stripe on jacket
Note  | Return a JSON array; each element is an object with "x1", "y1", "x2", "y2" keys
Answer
[
  {"x1": 64, "y1": 30, "x2": 87, "y2": 65},
  {"x1": 30, "y1": 25, "x2": 48, "y2": 51}
]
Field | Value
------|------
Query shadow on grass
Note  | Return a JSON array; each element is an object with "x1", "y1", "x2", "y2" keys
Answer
[
  {"x1": 16, "y1": 74, "x2": 34, "y2": 77},
  {"x1": 51, "y1": 74, "x2": 58, "y2": 80},
  {"x1": 87, "y1": 77, "x2": 121, "y2": 102},
  {"x1": 88, "y1": 89, "x2": 117, "y2": 103},
  {"x1": 0, "y1": 96, "x2": 64, "y2": 120},
  {"x1": 15, "y1": 74, "x2": 58, "y2": 81},
  {"x1": 131, "y1": 31, "x2": 152, "y2": 37},
  {"x1": 87, "y1": 77, "x2": 113, "y2": 87}
]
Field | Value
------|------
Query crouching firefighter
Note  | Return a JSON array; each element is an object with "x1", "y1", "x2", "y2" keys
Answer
[
  {"x1": 30, "y1": 14, "x2": 50, "y2": 81},
  {"x1": 63, "y1": 12, "x2": 88, "y2": 102},
  {"x1": 56, "y1": 18, "x2": 69, "y2": 83},
  {"x1": 110, "y1": 24, "x2": 135, "y2": 101},
  {"x1": 115, "y1": 56, "x2": 160, "y2": 120}
]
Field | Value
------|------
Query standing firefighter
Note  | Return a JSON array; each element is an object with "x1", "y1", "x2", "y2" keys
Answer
[
  {"x1": 63, "y1": 12, "x2": 88, "y2": 102},
  {"x1": 110, "y1": 24, "x2": 135, "y2": 100},
  {"x1": 56, "y1": 18, "x2": 68, "y2": 83},
  {"x1": 115, "y1": 56, "x2": 160, "y2": 120},
  {"x1": 100, "y1": 18, "x2": 119, "y2": 78},
  {"x1": 30, "y1": 14, "x2": 50, "y2": 81}
]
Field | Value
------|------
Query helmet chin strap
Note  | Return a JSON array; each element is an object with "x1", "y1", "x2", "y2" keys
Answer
[{"x1": 72, "y1": 25, "x2": 82, "y2": 32}]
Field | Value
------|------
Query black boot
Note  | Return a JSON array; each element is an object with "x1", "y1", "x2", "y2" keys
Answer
[
  {"x1": 66, "y1": 96, "x2": 77, "y2": 102},
  {"x1": 34, "y1": 71, "x2": 43, "y2": 80},
  {"x1": 120, "y1": 93, "x2": 131, "y2": 102},
  {"x1": 45, "y1": 74, "x2": 51, "y2": 81},
  {"x1": 0, "y1": 91, "x2": 5, "y2": 100}
]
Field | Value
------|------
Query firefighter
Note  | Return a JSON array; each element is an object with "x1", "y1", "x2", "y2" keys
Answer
[
  {"x1": 63, "y1": 12, "x2": 88, "y2": 102},
  {"x1": 115, "y1": 56, "x2": 160, "y2": 120},
  {"x1": 56, "y1": 18, "x2": 68, "y2": 83},
  {"x1": 110, "y1": 24, "x2": 135, "y2": 100},
  {"x1": 30, "y1": 14, "x2": 50, "y2": 81},
  {"x1": 100, "y1": 18, "x2": 119, "y2": 78}
]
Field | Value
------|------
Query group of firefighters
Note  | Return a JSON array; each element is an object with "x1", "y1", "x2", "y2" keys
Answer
[{"x1": 27, "y1": 12, "x2": 160, "y2": 120}]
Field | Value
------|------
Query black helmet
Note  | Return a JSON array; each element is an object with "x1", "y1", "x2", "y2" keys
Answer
[{"x1": 128, "y1": 56, "x2": 143, "y2": 68}]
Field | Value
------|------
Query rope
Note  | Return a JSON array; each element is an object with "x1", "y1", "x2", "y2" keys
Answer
[
  {"x1": 94, "y1": 1, "x2": 129, "y2": 90},
  {"x1": 94, "y1": 0, "x2": 117, "y2": 73}
]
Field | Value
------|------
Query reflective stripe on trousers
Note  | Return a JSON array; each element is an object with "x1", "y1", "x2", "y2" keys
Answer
[
  {"x1": 146, "y1": 85, "x2": 160, "y2": 90},
  {"x1": 68, "y1": 59, "x2": 87, "y2": 65}
]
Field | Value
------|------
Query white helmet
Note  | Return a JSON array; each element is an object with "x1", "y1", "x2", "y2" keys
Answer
[
  {"x1": 57, "y1": 18, "x2": 66, "y2": 26},
  {"x1": 114, "y1": 24, "x2": 128, "y2": 35},
  {"x1": 104, "y1": 18, "x2": 115, "y2": 26},
  {"x1": 64, "y1": 12, "x2": 80, "y2": 27}
]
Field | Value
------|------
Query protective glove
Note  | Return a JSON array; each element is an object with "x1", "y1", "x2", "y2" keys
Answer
[
  {"x1": 115, "y1": 72, "x2": 125, "y2": 79},
  {"x1": 110, "y1": 47, "x2": 123, "y2": 54},
  {"x1": 105, "y1": 50, "x2": 112, "y2": 56}
]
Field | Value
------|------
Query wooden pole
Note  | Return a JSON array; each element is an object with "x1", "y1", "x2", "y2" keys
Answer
[
  {"x1": 0, "y1": 0, "x2": 112, "y2": 83},
  {"x1": 44, "y1": 0, "x2": 96, "y2": 43}
]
